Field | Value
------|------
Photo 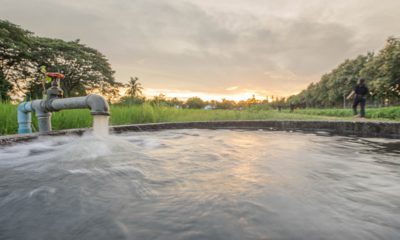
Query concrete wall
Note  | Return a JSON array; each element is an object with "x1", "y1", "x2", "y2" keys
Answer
[{"x1": 1, "y1": 120, "x2": 399, "y2": 145}]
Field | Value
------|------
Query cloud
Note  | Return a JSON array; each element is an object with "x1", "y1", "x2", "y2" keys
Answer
[
  {"x1": 226, "y1": 86, "x2": 239, "y2": 91},
  {"x1": 1, "y1": 0, "x2": 399, "y2": 97}
]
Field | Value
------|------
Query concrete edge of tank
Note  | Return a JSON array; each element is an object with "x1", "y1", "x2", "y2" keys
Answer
[{"x1": 1, "y1": 120, "x2": 399, "y2": 145}]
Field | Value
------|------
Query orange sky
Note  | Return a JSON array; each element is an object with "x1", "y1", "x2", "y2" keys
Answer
[{"x1": 143, "y1": 87, "x2": 278, "y2": 101}]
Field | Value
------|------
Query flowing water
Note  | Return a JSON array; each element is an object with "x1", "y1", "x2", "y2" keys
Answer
[
  {"x1": 92, "y1": 115, "x2": 109, "y2": 136},
  {"x1": 0, "y1": 130, "x2": 400, "y2": 240}
]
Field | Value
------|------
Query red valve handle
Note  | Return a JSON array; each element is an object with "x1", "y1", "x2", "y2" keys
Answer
[{"x1": 46, "y1": 72, "x2": 65, "y2": 79}]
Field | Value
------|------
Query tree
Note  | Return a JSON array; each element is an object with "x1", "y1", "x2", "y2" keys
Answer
[
  {"x1": 287, "y1": 54, "x2": 371, "y2": 107},
  {"x1": 29, "y1": 37, "x2": 118, "y2": 98},
  {"x1": 149, "y1": 93, "x2": 168, "y2": 106},
  {"x1": 0, "y1": 20, "x2": 33, "y2": 96},
  {"x1": 0, "y1": 71, "x2": 12, "y2": 101},
  {"x1": 0, "y1": 19, "x2": 120, "y2": 100},
  {"x1": 119, "y1": 95, "x2": 146, "y2": 105},
  {"x1": 288, "y1": 37, "x2": 400, "y2": 107},
  {"x1": 245, "y1": 95, "x2": 260, "y2": 106},
  {"x1": 186, "y1": 97, "x2": 205, "y2": 109},
  {"x1": 361, "y1": 37, "x2": 400, "y2": 104},
  {"x1": 216, "y1": 98, "x2": 236, "y2": 109},
  {"x1": 125, "y1": 77, "x2": 143, "y2": 98},
  {"x1": 169, "y1": 97, "x2": 183, "y2": 107}
]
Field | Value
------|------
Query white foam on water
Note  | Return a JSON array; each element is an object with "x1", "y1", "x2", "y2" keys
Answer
[
  {"x1": 68, "y1": 169, "x2": 94, "y2": 174},
  {"x1": 93, "y1": 115, "x2": 109, "y2": 137},
  {"x1": 28, "y1": 186, "x2": 56, "y2": 197}
]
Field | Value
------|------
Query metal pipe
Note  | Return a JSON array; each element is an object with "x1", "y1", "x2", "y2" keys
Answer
[
  {"x1": 17, "y1": 94, "x2": 110, "y2": 134},
  {"x1": 30, "y1": 99, "x2": 52, "y2": 133},
  {"x1": 48, "y1": 94, "x2": 110, "y2": 115},
  {"x1": 17, "y1": 102, "x2": 33, "y2": 134}
]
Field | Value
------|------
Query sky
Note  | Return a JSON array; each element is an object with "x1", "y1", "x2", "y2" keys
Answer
[{"x1": 1, "y1": 0, "x2": 400, "y2": 100}]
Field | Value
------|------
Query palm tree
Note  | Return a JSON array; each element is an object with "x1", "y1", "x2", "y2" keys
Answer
[{"x1": 125, "y1": 77, "x2": 143, "y2": 97}]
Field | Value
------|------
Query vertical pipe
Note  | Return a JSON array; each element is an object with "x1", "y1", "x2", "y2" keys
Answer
[
  {"x1": 31, "y1": 100, "x2": 52, "y2": 133},
  {"x1": 36, "y1": 111, "x2": 52, "y2": 133},
  {"x1": 17, "y1": 102, "x2": 33, "y2": 134}
]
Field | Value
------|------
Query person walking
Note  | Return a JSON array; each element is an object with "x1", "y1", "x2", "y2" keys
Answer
[{"x1": 347, "y1": 79, "x2": 369, "y2": 118}]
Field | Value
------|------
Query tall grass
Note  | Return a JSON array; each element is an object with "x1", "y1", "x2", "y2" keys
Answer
[
  {"x1": 109, "y1": 104, "x2": 341, "y2": 125},
  {"x1": 1, "y1": 103, "x2": 399, "y2": 135},
  {"x1": 0, "y1": 103, "x2": 18, "y2": 135},
  {"x1": 292, "y1": 107, "x2": 400, "y2": 119}
]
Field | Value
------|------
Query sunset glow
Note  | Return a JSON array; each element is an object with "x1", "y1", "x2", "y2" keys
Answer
[{"x1": 143, "y1": 88, "x2": 273, "y2": 102}]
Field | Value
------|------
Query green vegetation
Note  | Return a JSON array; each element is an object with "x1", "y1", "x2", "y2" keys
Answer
[
  {"x1": 1, "y1": 102, "x2": 399, "y2": 136},
  {"x1": 288, "y1": 37, "x2": 400, "y2": 107},
  {"x1": 0, "y1": 103, "x2": 17, "y2": 135},
  {"x1": 291, "y1": 107, "x2": 400, "y2": 119},
  {"x1": 0, "y1": 19, "x2": 120, "y2": 101}
]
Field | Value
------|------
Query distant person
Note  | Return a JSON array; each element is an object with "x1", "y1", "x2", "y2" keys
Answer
[
  {"x1": 347, "y1": 79, "x2": 369, "y2": 118},
  {"x1": 289, "y1": 103, "x2": 295, "y2": 112}
]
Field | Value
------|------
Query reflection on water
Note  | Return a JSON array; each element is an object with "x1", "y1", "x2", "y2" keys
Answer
[{"x1": 0, "y1": 130, "x2": 400, "y2": 240}]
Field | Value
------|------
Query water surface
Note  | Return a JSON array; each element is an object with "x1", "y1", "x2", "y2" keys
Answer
[{"x1": 0, "y1": 130, "x2": 400, "y2": 240}]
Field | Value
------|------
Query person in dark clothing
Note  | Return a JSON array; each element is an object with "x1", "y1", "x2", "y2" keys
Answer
[
  {"x1": 289, "y1": 103, "x2": 295, "y2": 112},
  {"x1": 347, "y1": 79, "x2": 369, "y2": 117}
]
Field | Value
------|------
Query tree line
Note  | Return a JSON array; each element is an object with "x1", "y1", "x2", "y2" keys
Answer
[
  {"x1": 287, "y1": 37, "x2": 400, "y2": 108},
  {"x1": 121, "y1": 94, "x2": 285, "y2": 110},
  {"x1": 122, "y1": 79, "x2": 286, "y2": 110},
  {"x1": 122, "y1": 76, "x2": 287, "y2": 109}
]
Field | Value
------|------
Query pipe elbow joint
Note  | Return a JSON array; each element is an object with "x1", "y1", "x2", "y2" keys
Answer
[
  {"x1": 86, "y1": 94, "x2": 110, "y2": 116},
  {"x1": 18, "y1": 101, "x2": 32, "y2": 113},
  {"x1": 17, "y1": 102, "x2": 33, "y2": 134}
]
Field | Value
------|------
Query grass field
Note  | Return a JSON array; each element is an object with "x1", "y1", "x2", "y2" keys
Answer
[
  {"x1": 292, "y1": 107, "x2": 400, "y2": 119},
  {"x1": 1, "y1": 103, "x2": 399, "y2": 135}
]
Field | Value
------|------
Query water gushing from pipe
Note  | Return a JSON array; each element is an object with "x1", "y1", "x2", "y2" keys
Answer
[{"x1": 93, "y1": 115, "x2": 110, "y2": 136}]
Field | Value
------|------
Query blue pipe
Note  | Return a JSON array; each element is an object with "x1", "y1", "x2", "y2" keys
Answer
[{"x1": 17, "y1": 102, "x2": 33, "y2": 134}]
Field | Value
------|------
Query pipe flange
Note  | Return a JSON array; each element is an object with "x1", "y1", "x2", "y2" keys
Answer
[{"x1": 45, "y1": 99, "x2": 59, "y2": 112}]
